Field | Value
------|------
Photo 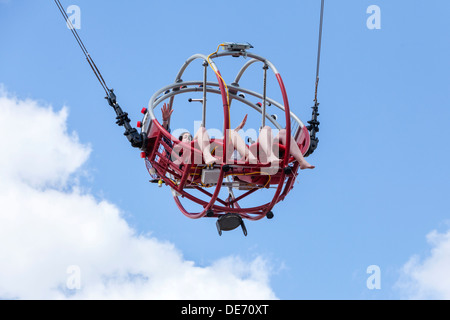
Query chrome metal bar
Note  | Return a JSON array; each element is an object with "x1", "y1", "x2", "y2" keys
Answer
[
  {"x1": 261, "y1": 64, "x2": 268, "y2": 129},
  {"x1": 202, "y1": 61, "x2": 208, "y2": 127}
]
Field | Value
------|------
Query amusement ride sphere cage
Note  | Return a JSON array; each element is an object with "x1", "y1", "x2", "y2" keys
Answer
[{"x1": 140, "y1": 43, "x2": 311, "y2": 235}]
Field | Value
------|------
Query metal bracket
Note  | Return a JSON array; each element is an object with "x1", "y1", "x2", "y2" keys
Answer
[{"x1": 216, "y1": 213, "x2": 248, "y2": 236}]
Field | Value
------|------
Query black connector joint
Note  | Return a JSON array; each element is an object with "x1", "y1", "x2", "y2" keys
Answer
[
  {"x1": 305, "y1": 102, "x2": 320, "y2": 157},
  {"x1": 105, "y1": 89, "x2": 147, "y2": 150}
]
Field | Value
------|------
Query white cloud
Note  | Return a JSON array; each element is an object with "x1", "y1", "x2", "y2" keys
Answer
[
  {"x1": 0, "y1": 87, "x2": 276, "y2": 300},
  {"x1": 0, "y1": 88, "x2": 90, "y2": 188},
  {"x1": 396, "y1": 228, "x2": 450, "y2": 299}
]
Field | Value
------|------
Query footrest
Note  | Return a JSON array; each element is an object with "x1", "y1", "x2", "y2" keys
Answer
[{"x1": 216, "y1": 213, "x2": 247, "y2": 236}]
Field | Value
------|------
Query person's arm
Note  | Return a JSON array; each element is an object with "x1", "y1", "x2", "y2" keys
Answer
[
  {"x1": 234, "y1": 114, "x2": 248, "y2": 132},
  {"x1": 161, "y1": 103, "x2": 173, "y2": 130}
]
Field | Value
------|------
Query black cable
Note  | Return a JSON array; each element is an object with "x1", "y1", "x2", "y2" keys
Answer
[
  {"x1": 54, "y1": 0, "x2": 87, "y2": 55},
  {"x1": 53, "y1": 0, "x2": 146, "y2": 150},
  {"x1": 306, "y1": 0, "x2": 325, "y2": 157},
  {"x1": 314, "y1": 0, "x2": 324, "y2": 103},
  {"x1": 54, "y1": 0, "x2": 109, "y2": 95}
]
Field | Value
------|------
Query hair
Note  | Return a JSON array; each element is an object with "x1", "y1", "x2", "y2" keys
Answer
[{"x1": 178, "y1": 132, "x2": 192, "y2": 141}]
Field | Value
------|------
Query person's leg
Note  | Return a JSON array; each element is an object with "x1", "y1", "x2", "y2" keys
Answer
[
  {"x1": 275, "y1": 129, "x2": 315, "y2": 169},
  {"x1": 257, "y1": 126, "x2": 282, "y2": 165},
  {"x1": 194, "y1": 127, "x2": 217, "y2": 165},
  {"x1": 228, "y1": 129, "x2": 251, "y2": 162}
]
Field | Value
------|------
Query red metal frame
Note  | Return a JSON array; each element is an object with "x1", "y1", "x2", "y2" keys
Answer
[{"x1": 143, "y1": 68, "x2": 310, "y2": 221}]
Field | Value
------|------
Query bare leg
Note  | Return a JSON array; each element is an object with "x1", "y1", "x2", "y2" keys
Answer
[
  {"x1": 257, "y1": 126, "x2": 282, "y2": 165},
  {"x1": 194, "y1": 127, "x2": 217, "y2": 165},
  {"x1": 229, "y1": 129, "x2": 250, "y2": 162},
  {"x1": 275, "y1": 129, "x2": 315, "y2": 169}
]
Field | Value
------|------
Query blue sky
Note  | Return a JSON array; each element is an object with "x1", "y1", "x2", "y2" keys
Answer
[{"x1": 1, "y1": 0, "x2": 450, "y2": 299}]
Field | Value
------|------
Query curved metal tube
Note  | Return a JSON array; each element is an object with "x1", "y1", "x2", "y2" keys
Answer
[{"x1": 143, "y1": 81, "x2": 304, "y2": 134}]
